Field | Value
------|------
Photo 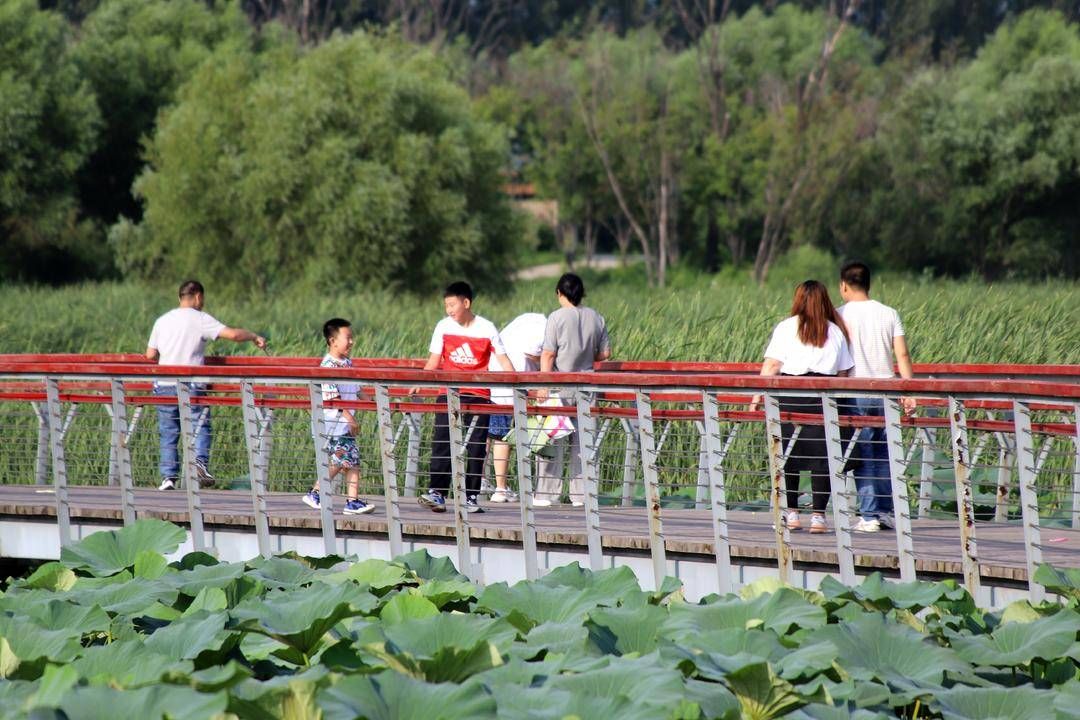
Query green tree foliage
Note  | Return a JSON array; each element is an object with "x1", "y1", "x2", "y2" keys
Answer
[
  {"x1": 0, "y1": 0, "x2": 100, "y2": 282},
  {"x1": 116, "y1": 32, "x2": 522, "y2": 295},
  {"x1": 827, "y1": 10, "x2": 1080, "y2": 279},
  {"x1": 72, "y1": 0, "x2": 251, "y2": 228}
]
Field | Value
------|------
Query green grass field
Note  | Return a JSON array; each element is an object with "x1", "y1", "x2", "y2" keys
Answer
[{"x1": 1, "y1": 270, "x2": 1077, "y2": 363}]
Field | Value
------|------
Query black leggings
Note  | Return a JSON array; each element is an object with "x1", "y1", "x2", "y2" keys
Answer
[
  {"x1": 779, "y1": 393, "x2": 832, "y2": 514},
  {"x1": 428, "y1": 395, "x2": 490, "y2": 499}
]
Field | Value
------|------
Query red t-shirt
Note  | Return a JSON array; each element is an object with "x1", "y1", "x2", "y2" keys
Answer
[{"x1": 428, "y1": 315, "x2": 505, "y2": 398}]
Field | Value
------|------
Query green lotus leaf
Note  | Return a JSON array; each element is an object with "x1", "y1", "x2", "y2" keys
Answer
[
  {"x1": 683, "y1": 627, "x2": 787, "y2": 663},
  {"x1": 65, "y1": 578, "x2": 178, "y2": 615},
  {"x1": 821, "y1": 573, "x2": 968, "y2": 611},
  {"x1": 171, "y1": 551, "x2": 219, "y2": 571},
  {"x1": 228, "y1": 668, "x2": 332, "y2": 720},
  {"x1": 1033, "y1": 564, "x2": 1080, "y2": 601},
  {"x1": 383, "y1": 613, "x2": 518, "y2": 658},
  {"x1": 182, "y1": 586, "x2": 228, "y2": 617},
  {"x1": 933, "y1": 686, "x2": 1058, "y2": 720},
  {"x1": 587, "y1": 604, "x2": 668, "y2": 655},
  {"x1": 807, "y1": 613, "x2": 968, "y2": 686},
  {"x1": 682, "y1": 679, "x2": 741, "y2": 720},
  {"x1": 181, "y1": 660, "x2": 253, "y2": 692},
  {"x1": 58, "y1": 684, "x2": 227, "y2": 720},
  {"x1": 143, "y1": 611, "x2": 233, "y2": 661},
  {"x1": 476, "y1": 580, "x2": 618, "y2": 629},
  {"x1": 395, "y1": 550, "x2": 469, "y2": 582},
  {"x1": 417, "y1": 579, "x2": 478, "y2": 608},
  {"x1": 493, "y1": 686, "x2": 684, "y2": 720},
  {"x1": 740, "y1": 577, "x2": 787, "y2": 600},
  {"x1": 997, "y1": 600, "x2": 1045, "y2": 625},
  {"x1": 546, "y1": 653, "x2": 687, "y2": 709},
  {"x1": 244, "y1": 556, "x2": 323, "y2": 588},
  {"x1": 71, "y1": 570, "x2": 132, "y2": 590},
  {"x1": 321, "y1": 558, "x2": 413, "y2": 591},
  {"x1": 948, "y1": 609, "x2": 1080, "y2": 667},
  {"x1": 231, "y1": 582, "x2": 376, "y2": 656},
  {"x1": 3, "y1": 598, "x2": 110, "y2": 635},
  {"x1": 724, "y1": 661, "x2": 809, "y2": 720},
  {"x1": 539, "y1": 563, "x2": 643, "y2": 605},
  {"x1": 511, "y1": 620, "x2": 591, "y2": 660},
  {"x1": 776, "y1": 640, "x2": 840, "y2": 680},
  {"x1": 1052, "y1": 680, "x2": 1080, "y2": 718},
  {"x1": 0, "y1": 615, "x2": 82, "y2": 676},
  {"x1": 0, "y1": 677, "x2": 35, "y2": 710},
  {"x1": 25, "y1": 663, "x2": 79, "y2": 711},
  {"x1": 59, "y1": 520, "x2": 187, "y2": 577},
  {"x1": 319, "y1": 671, "x2": 496, "y2": 720},
  {"x1": 788, "y1": 704, "x2": 891, "y2": 719},
  {"x1": 134, "y1": 549, "x2": 171, "y2": 580},
  {"x1": 163, "y1": 561, "x2": 247, "y2": 597},
  {"x1": 379, "y1": 590, "x2": 440, "y2": 624},
  {"x1": 665, "y1": 588, "x2": 825, "y2": 640},
  {"x1": 14, "y1": 562, "x2": 76, "y2": 592},
  {"x1": 70, "y1": 640, "x2": 192, "y2": 686}
]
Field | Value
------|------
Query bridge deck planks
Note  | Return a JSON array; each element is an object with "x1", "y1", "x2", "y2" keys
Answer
[{"x1": 1, "y1": 485, "x2": 1077, "y2": 582}]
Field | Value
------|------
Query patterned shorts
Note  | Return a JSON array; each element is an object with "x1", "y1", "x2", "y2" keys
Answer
[{"x1": 327, "y1": 436, "x2": 360, "y2": 469}]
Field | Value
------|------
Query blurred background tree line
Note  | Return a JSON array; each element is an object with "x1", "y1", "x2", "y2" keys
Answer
[{"x1": 2, "y1": 0, "x2": 1078, "y2": 292}]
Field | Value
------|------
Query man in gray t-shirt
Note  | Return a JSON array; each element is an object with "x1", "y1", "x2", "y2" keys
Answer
[{"x1": 535, "y1": 273, "x2": 611, "y2": 507}]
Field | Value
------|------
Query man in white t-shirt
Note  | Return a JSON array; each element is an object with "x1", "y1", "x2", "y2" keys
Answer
[
  {"x1": 837, "y1": 262, "x2": 916, "y2": 532},
  {"x1": 486, "y1": 313, "x2": 546, "y2": 502},
  {"x1": 146, "y1": 280, "x2": 266, "y2": 490}
]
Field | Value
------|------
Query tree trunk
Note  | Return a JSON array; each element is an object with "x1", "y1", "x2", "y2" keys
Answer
[{"x1": 704, "y1": 212, "x2": 720, "y2": 273}]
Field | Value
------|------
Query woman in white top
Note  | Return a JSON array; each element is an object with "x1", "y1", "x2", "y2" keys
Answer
[{"x1": 754, "y1": 280, "x2": 854, "y2": 534}]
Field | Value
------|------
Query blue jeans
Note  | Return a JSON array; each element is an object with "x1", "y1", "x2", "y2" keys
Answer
[
  {"x1": 155, "y1": 385, "x2": 212, "y2": 479},
  {"x1": 852, "y1": 397, "x2": 893, "y2": 520}
]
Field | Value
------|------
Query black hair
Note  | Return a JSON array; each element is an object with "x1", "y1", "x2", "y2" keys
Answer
[
  {"x1": 323, "y1": 318, "x2": 351, "y2": 344},
  {"x1": 443, "y1": 281, "x2": 473, "y2": 302},
  {"x1": 840, "y1": 261, "x2": 871, "y2": 292},
  {"x1": 179, "y1": 280, "x2": 204, "y2": 298},
  {"x1": 556, "y1": 272, "x2": 585, "y2": 306}
]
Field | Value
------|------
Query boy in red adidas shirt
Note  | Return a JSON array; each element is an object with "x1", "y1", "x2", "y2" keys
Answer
[{"x1": 418, "y1": 282, "x2": 514, "y2": 513}]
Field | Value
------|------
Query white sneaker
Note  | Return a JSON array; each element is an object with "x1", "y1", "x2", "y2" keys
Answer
[
  {"x1": 158, "y1": 477, "x2": 176, "y2": 491},
  {"x1": 809, "y1": 514, "x2": 829, "y2": 534},
  {"x1": 853, "y1": 518, "x2": 881, "y2": 533},
  {"x1": 532, "y1": 498, "x2": 553, "y2": 507},
  {"x1": 571, "y1": 500, "x2": 584, "y2": 508},
  {"x1": 784, "y1": 510, "x2": 801, "y2": 530},
  {"x1": 489, "y1": 489, "x2": 517, "y2": 503}
]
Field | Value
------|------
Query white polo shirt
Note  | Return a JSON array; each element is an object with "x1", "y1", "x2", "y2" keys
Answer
[{"x1": 148, "y1": 307, "x2": 226, "y2": 386}]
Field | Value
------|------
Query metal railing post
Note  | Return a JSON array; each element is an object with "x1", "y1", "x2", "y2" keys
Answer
[
  {"x1": 917, "y1": 427, "x2": 936, "y2": 518},
  {"x1": 44, "y1": 379, "x2": 71, "y2": 547},
  {"x1": 883, "y1": 398, "x2": 917, "y2": 582},
  {"x1": 1073, "y1": 403, "x2": 1080, "y2": 530},
  {"x1": 694, "y1": 422, "x2": 709, "y2": 509},
  {"x1": 635, "y1": 390, "x2": 667, "y2": 587},
  {"x1": 702, "y1": 391, "x2": 734, "y2": 595},
  {"x1": 1011, "y1": 400, "x2": 1045, "y2": 603},
  {"x1": 948, "y1": 397, "x2": 981, "y2": 598},
  {"x1": 821, "y1": 396, "x2": 856, "y2": 585},
  {"x1": 374, "y1": 384, "x2": 404, "y2": 558},
  {"x1": 512, "y1": 388, "x2": 539, "y2": 580},
  {"x1": 620, "y1": 418, "x2": 638, "y2": 507},
  {"x1": 175, "y1": 382, "x2": 207, "y2": 552},
  {"x1": 445, "y1": 389, "x2": 475, "y2": 580},
  {"x1": 762, "y1": 392, "x2": 792, "y2": 583},
  {"x1": 31, "y1": 402, "x2": 50, "y2": 486},
  {"x1": 109, "y1": 379, "x2": 136, "y2": 526},
  {"x1": 308, "y1": 382, "x2": 337, "y2": 556},
  {"x1": 403, "y1": 413, "x2": 422, "y2": 497},
  {"x1": 576, "y1": 390, "x2": 604, "y2": 572},
  {"x1": 240, "y1": 381, "x2": 272, "y2": 558}
]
